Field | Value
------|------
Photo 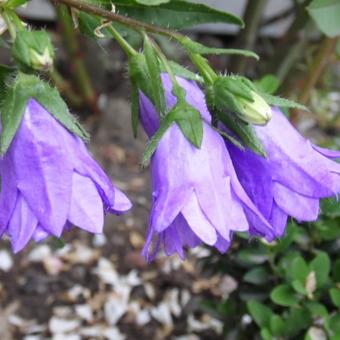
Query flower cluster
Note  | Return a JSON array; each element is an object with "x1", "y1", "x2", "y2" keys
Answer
[
  {"x1": 1, "y1": 76, "x2": 340, "y2": 259},
  {"x1": 139, "y1": 75, "x2": 340, "y2": 260}
]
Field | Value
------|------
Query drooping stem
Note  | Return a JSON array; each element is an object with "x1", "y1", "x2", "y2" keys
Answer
[
  {"x1": 56, "y1": 4, "x2": 99, "y2": 114},
  {"x1": 230, "y1": 0, "x2": 268, "y2": 74},
  {"x1": 298, "y1": 37, "x2": 338, "y2": 105},
  {"x1": 107, "y1": 25, "x2": 137, "y2": 58}
]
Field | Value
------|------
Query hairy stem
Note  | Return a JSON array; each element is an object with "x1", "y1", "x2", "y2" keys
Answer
[{"x1": 54, "y1": 0, "x2": 178, "y2": 38}]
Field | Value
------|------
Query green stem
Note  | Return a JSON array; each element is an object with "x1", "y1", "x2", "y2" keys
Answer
[
  {"x1": 55, "y1": 0, "x2": 178, "y2": 38},
  {"x1": 56, "y1": 4, "x2": 99, "y2": 114},
  {"x1": 107, "y1": 25, "x2": 137, "y2": 57},
  {"x1": 189, "y1": 53, "x2": 217, "y2": 85}
]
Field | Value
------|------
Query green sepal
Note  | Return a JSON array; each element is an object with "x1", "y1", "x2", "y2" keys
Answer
[
  {"x1": 260, "y1": 93, "x2": 308, "y2": 111},
  {"x1": 177, "y1": 36, "x2": 259, "y2": 60},
  {"x1": 0, "y1": 73, "x2": 88, "y2": 155},
  {"x1": 131, "y1": 83, "x2": 140, "y2": 138},
  {"x1": 143, "y1": 34, "x2": 166, "y2": 116}
]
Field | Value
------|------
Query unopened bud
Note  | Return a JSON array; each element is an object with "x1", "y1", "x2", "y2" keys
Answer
[
  {"x1": 12, "y1": 30, "x2": 54, "y2": 71},
  {"x1": 29, "y1": 47, "x2": 54, "y2": 71},
  {"x1": 238, "y1": 91, "x2": 272, "y2": 126}
]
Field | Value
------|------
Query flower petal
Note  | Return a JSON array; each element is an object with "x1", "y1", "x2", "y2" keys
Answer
[
  {"x1": 7, "y1": 194, "x2": 38, "y2": 253},
  {"x1": 273, "y1": 182, "x2": 319, "y2": 221},
  {"x1": 68, "y1": 173, "x2": 104, "y2": 233}
]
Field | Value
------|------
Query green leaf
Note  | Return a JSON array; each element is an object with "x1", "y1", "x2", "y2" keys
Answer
[
  {"x1": 261, "y1": 93, "x2": 308, "y2": 111},
  {"x1": 131, "y1": 83, "x2": 140, "y2": 137},
  {"x1": 307, "y1": 0, "x2": 340, "y2": 37},
  {"x1": 176, "y1": 36, "x2": 258, "y2": 59},
  {"x1": 113, "y1": 0, "x2": 244, "y2": 29},
  {"x1": 286, "y1": 308, "x2": 312, "y2": 337},
  {"x1": 237, "y1": 248, "x2": 269, "y2": 265},
  {"x1": 291, "y1": 256, "x2": 309, "y2": 282},
  {"x1": 143, "y1": 34, "x2": 166, "y2": 116},
  {"x1": 142, "y1": 113, "x2": 174, "y2": 166},
  {"x1": 3, "y1": 0, "x2": 27, "y2": 9},
  {"x1": 270, "y1": 284, "x2": 299, "y2": 307},
  {"x1": 305, "y1": 302, "x2": 329, "y2": 319},
  {"x1": 173, "y1": 102, "x2": 203, "y2": 148},
  {"x1": 309, "y1": 252, "x2": 331, "y2": 287},
  {"x1": 247, "y1": 300, "x2": 273, "y2": 328},
  {"x1": 270, "y1": 315, "x2": 285, "y2": 337},
  {"x1": 333, "y1": 259, "x2": 340, "y2": 282},
  {"x1": 243, "y1": 267, "x2": 270, "y2": 285},
  {"x1": 260, "y1": 328, "x2": 272, "y2": 340},
  {"x1": 255, "y1": 74, "x2": 280, "y2": 95},
  {"x1": 330, "y1": 288, "x2": 340, "y2": 307}
]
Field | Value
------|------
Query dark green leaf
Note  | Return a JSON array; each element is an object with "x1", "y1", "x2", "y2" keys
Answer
[
  {"x1": 321, "y1": 198, "x2": 340, "y2": 217},
  {"x1": 177, "y1": 36, "x2": 258, "y2": 59},
  {"x1": 237, "y1": 248, "x2": 269, "y2": 265},
  {"x1": 309, "y1": 252, "x2": 331, "y2": 287},
  {"x1": 243, "y1": 267, "x2": 270, "y2": 285},
  {"x1": 270, "y1": 315, "x2": 285, "y2": 337},
  {"x1": 270, "y1": 284, "x2": 299, "y2": 307},
  {"x1": 305, "y1": 302, "x2": 329, "y2": 319},
  {"x1": 307, "y1": 0, "x2": 340, "y2": 37},
  {"x1": 0, "y1": 65, "x2": 15, "y2": 102},
  {"x1": 260, "y1": 328, "x2": 272, "y2": 340},
  {"x1": 113, "y1": 0, "x2": 244, "y2": 29},
  {"x1": 261, "y1": 93, "x2": 308, "y2": 111},
  {"x1": 143, "y1": 34, "x2": 166, "y2": 116},
  {"x1": 330, "y1": 288, "x2": 340, "y2": 307},
  {"x1": 247, "y1": 300, "x2": 273, "y2": 328},
  {"x1": 286, "y1": 308, "x2": 312, "y2": 337},
  {"x1": 333, "y1": 259, "x2": 340, "y2": 282}
]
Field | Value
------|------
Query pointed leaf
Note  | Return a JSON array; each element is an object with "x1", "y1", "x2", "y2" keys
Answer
[
  {"x1": 177, "y1": 36, "x2": 259, "y2": 59},
  {"x1": 247, "y1": 300, "x2": 273, "y2": 328},
  {"x1": 309, "y1": 252, "x2": 331, "y2": 287},
  {"x1": 261, "y1": 93, "x2": 308, "y2": 111}
]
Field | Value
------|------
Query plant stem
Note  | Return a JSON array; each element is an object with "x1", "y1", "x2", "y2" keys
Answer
[
  {"x1": 230, "y1": 0, "x2": 268, "y2": 74},
  {"x1": 107, "y1": 25, "x2": 137, "y2": 57},
  {"x1": 54, "y1": 0, "x2": 177, "y2": 38},
  {"x1": 298, "y1": 37, "x2": 338, "y2": 105},
  {"x1": 1, "y1": 10, "x2": 17, "y2": 40},
  {"x1": 56, "y1": 4, "x2": 99, "y2": 115},
  {"x1": 189, "y1": 53, "x2": 217, "y2": 85}
]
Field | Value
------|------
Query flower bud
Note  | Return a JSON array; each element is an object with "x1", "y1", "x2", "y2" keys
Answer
[
  {"x1": 12, "y1": 30, "x2": 54, "y2": 71},
  {"x1": 213, "y1": 76, "x2": 272, "y2": 126},
  {"x1": 238, "y1": 90, "x2": 272, "y2": 126}
]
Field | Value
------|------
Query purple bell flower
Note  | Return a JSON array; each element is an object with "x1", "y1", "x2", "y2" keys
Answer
[
  {"x1": 226, "y1": 107, "x2": 340, "y2": 237},
  {"x1": 139, "y1": 75, "x2": 274, "y2": 260},
  {"x1": 0, "y1": 99, "x2": 132, "y2": 252}
]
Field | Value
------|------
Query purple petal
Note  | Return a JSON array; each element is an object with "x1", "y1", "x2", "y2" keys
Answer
[
  {"x1": 68, "y1": 173, "x2": 104, "y2": 233},
  {"x1": 7, "y1": 195, "x2": 38, "y2": 253},
  {"x1": 273, "y1": 182, "x2": 319, "y2": 221}
]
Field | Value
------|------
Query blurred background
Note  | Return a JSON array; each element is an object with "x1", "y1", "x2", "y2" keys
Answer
[{"x1": 0, "y1": 0, "x2": 339, "y2": 339}]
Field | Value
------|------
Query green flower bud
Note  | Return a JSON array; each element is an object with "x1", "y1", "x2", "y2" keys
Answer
[
  {"x1": 213, "y1": 76, "x2": 272, "y2": 126},
  {"x1": 238, "y1": 90, "x2": 272, "y2": 126},
  {"x1": 12, "y1": 30, "x2": 54, "y2": 71}
]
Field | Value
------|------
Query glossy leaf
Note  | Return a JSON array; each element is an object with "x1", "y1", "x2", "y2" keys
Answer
[
  {"x1": 310, "y1": 252, "x2": 331, "y2": 287},
  {"x1": 270, "y1": 284, "x2": 298, "y2": 307},
  {"x1": 247, "y1": 300, "x2": 273, "y2": 328}
]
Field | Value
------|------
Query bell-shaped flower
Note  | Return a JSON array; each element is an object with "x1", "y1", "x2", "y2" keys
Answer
[
  {"x1": 0, "y1": 99, "x2": 132, "y2": 252},
  {"x1": 226, "y1": 108, "x2": 340, "y2": 237},
  {"x1": 139, "y1": 74, "x2": 274, "y2": 260}
]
